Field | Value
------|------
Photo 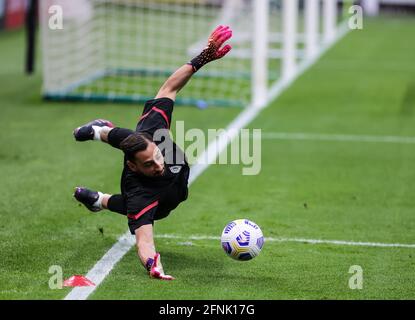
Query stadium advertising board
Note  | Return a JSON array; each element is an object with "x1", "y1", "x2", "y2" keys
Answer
[{"x1": 4, "y1": 0, "x2": 27, "y2": 30}]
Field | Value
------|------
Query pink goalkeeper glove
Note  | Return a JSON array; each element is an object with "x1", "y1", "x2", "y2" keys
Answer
[
  {"x1": 148, "y1": 253, "x2": 175, "y2": 280},
  {"x1": 187, "y1": 25, "x2": 233, "y2": 72}
]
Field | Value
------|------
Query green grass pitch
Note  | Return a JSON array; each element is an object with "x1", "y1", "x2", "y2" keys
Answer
[{"x1": 1, "y1": 16, "x2": 415, "y2": 300}]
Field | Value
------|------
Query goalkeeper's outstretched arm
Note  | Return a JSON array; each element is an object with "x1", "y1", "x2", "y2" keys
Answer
[{"x1": 155, "y1": 25, "x2": 232, "y2": 101}]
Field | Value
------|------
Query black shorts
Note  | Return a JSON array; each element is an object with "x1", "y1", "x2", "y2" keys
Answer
[
  {"x1": 107, "y1": 97, "x2": 174, "y2": 150},
  {"x1": 135, "y1": 97, "x2": 173, "y2": 134}
]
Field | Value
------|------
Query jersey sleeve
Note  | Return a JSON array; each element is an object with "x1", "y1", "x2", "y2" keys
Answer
[{"x1": 135, "y1": 97, "x2": 174, "y2": 136}]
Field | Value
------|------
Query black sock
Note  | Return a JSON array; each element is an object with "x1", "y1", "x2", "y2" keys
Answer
[{"x1": 107, "y1": 194, "x2": 127, "y2": 216}]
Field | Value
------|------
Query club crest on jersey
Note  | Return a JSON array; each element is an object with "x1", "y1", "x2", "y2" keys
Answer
[{"x1": 169, "y1": 165, "x2": 182, "y2": 174}]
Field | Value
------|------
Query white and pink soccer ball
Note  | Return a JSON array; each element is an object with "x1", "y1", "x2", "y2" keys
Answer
[{"x1": 221, "y1": 219, "x2": 264, "y2": 261}]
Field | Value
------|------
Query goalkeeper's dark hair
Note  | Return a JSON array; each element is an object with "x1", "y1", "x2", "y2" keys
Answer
[{"x1": 120, "y1": 132, "x2": 153, "y2": 162}]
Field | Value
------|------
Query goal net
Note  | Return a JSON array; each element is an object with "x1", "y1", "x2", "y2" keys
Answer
[{"x1": 40, "y1": 0, "x2": 346, "y2": 108}]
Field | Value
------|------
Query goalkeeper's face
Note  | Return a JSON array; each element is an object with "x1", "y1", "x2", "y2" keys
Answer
[{"x1": 129, "y1": 142, "x2": 165, "y2": 177}]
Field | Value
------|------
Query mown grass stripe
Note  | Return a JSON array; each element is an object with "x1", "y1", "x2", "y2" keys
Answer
[{"x1": 260, "y1": 132, "x2": 415, "y2": 144}]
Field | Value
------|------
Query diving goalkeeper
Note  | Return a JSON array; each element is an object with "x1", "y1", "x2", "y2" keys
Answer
[{"x1": 72, "y1": 26, "x2": 232, "y2": 280}]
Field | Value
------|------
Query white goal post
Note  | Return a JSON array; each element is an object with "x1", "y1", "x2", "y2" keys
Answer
[{"x1": 40, "y1": 0, "x2": 348, "y2": 108}]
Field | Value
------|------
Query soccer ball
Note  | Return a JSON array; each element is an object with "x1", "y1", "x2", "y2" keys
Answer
[{"x1": 220, "y1": 219, "x2": 264, "y2": 261}]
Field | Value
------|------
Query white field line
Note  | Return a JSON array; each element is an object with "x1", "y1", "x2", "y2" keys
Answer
[
  {"x1": 64, "y1": 23, "x2": 351, "y2": 300},
  {"x1": 260, "y1": 132, "x2": 415, "y2": 144},
  {"x1": 156, "y1": 234, "x2": 415, "y2": 249},
  {"x1": 64, "y1": 233, "x2": 135, "y2": 300}
]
